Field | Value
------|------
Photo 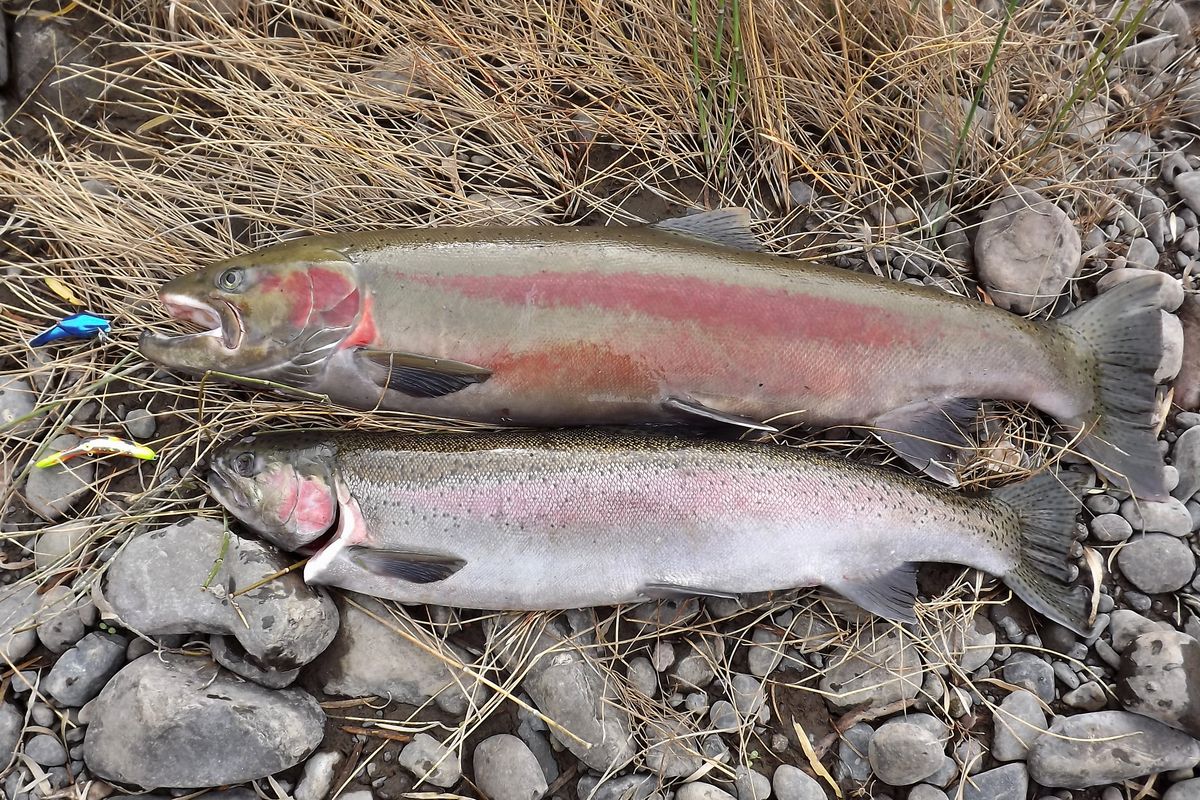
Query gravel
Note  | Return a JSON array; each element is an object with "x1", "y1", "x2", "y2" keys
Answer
[
  {"x1": 868, "y1": 720, "x2": 944, "y2": 785},
  {"x1": 473, "y1": 735, "x2": 548, "y2": 800},
  {"x1": 43, "y1": 632, "x2": 127, "y2": 706},
  {"x1": 958, "y1": 764, "x2": 1029, "y2": 800},
  {"x1": 733, "y1": 766, "x2": 771, "y2": 800},
  {"x1": 0, "y1": 586, "x2": 40, "y2": 664},
  {"x1": 675, "y1": 783, "x2": 736, "y2": 800},
  {"x1": 1117, "y1": 534, "x2": 1197, "y2": 593},
  {"x1": 36, "y1": 586, "x2": 87, "y2": 654},
  {"x1": 819, "y1": 624, "x2": 922, "y2": 710},
  {"x1": 772, "y1": 764, "x2": 827, "y2": 800},
  {"x1": 398, "y1": 733, "x2": 461, "y2": 789},
  {"x1": 1120, "y1": 496, "x2": 1193, "y2": 535},
  {"x1": 294, "y1": 751, "x2": 343, "y2": 800},
  {"x1": 122, "y1": 408, "x2": 156, "y2": 439},
  {"x1": 1089, "y1": 514, "x2": 1133, "y2": 542},
  {"x1": 1002, "y1": 653, "x2": 1056, "y2": 703},
  {"x1": 836, "y1": 723, "x2": 873, "y2": 784},
  {"x1": 1118, "y1": 630, "x2": 1200, "y2": 736},
  {"x1": 25, "y1": 735, "x2": 67, "y2": 767},
  {"x1": 1176, "y1": 426, "x2": 1200, "y2": 500},
  {"x1": 992, "y1": 690, "x2": 1047, "y2": 762},
  {"x1": 1062, "y1": 682, "x2": 1107, "y2": 710}
]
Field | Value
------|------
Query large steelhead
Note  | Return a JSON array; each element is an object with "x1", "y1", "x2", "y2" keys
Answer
[
  {"x1": 142, "y1": 210, "x2": 1167, "y2": 498},
  {"x1": 207, "y1": 429, "x2": 1092, "y2": 634}
]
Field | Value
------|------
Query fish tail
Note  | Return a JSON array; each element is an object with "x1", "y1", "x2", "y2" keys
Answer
[
  {"x1": 1055, "y1": 276, "x2": 1168, "y2": 500},
  {"x1": 992, "y1": 470, "x2": 1090, "y2": 635}
]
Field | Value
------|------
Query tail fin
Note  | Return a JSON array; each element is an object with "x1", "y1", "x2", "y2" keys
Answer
[
  {"x1": 991, "y1": 470, "x2": 1091, "y2": 635},
  {"x1": 1056, "y1": 276, "x2": 1168, "y2": 500}
]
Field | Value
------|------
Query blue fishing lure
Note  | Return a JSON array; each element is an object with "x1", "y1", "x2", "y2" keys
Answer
[{"x1": 29, "y1": 313, "x2": 111, "y2": 347}]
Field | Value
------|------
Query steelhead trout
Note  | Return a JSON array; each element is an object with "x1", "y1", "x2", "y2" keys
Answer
[
  {"x1": 206, "y1": 428, "x2": 1093, "y2": 634},
  {"x1": 141, "y1": 210, "x2": 1167, "y2": 498}
]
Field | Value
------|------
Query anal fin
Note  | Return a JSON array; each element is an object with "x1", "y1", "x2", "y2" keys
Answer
[
  {"x1": 348, "y1": 547, "x2": 466, "y2": 583},
  {"x1": 829, "y1": 564, "x2": 919, "y2": 623},
  {"x1": 873, "y1": 397, "x2": 979, "y2": 484},
  {"x1": 650, "y1": 208, "x2": 761, "y2": 251},
  {"x1": 664, "y1": 396, "x2": 778, "y2": 433},
  {"x1": 642, "y1": 582, "x2": 741, "y2": 602},
  {"x1": 356, "y1": 349, "x2": 492, "y2": 398}
]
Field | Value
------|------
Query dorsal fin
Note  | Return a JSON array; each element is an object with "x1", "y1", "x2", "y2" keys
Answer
[{"x1": 650, "y1": 208, "x2": 761, "y2": 251}]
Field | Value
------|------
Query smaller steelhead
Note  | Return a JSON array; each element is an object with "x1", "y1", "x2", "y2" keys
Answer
[{"x1": 208, "y1": 429, "x2": 1092, "y2": 633}]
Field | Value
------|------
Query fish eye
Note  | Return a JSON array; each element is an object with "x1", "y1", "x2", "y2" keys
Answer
[
  {"x1": 233, "y1": 452, "x2": 256, "y2": 477},
  {"x1": 217, "y1": 268, "x2": 245, "y2": 293}
]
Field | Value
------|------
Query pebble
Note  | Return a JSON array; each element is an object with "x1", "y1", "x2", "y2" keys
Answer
[
  {"x1": 1089, "y1": 514, "x2": 1132, "y2": 542},
  {"x1": 992, "y1": 689, "x2": 1047, "y2": 761},
  {"x1": 1027, "y1": 711, "x2": 1200, "y2": 788},
  {"x1": 935, "y1": 615, "x2": 996, "y2": 672},
  {"x1": 749, "y1": 627, "x2": 785, "y2": 677},
  {"x1": 1121, "y1": 496, "x2": 1193, "y2": 535},
  {"x1": 341, "y1": 792, "x2": 373, "y2": 800},
  {"x1": 33, "y1": 520, "x2": 90, "y2": 571},
  {"x1": 819, "y1": 624, "x2": 922, "y2": 710},
  {"x1": 627, "y1": 657, "x2": 657, "y2": 697},
  {"x1": 837, "y1": 723, "x2": 872, "y2": 783},
  {"x1": 0, "y1": 377, "x2": 36, "y2": 438},
  {"x1": 868, "y1": 721, "x2": 943, "y2": 785},
  {"x1": 771, "y1": 764, "x2": 826, "y2": 800},
  {"x1": 310, "y1": 593, "x2": 477, "y2": 712},
  {"x1": 675, "y1": 784, "x2": 735, "y2": 800},
  {"x1": 1110, "y1": 609, "x2": 1164, "y2": 652},
  {"x1": 516, "y1": 725, "x2": 557, "y2": 784},
  {"x1": 84, "y1": 653, "x2": 323, "y2": 788},
  {"x1": 909, "y1": 786, "x2": 949, "y2": 800},
  {"x1": 643, "y1": 718, "x2": 704, "y2": 777},
  {"x1": 730, "y1": 674, "x2": 767, "y2": 722},
  {"x1": 1166, "y1": 779, "x2": 1200, "y2": 800},
  {"x1": 1117, "y1": 534, "x2": 1196, "y2": 593},
  {"x1": 122, "y1": 408, "x2": 156, "y2": 439},
  {"x1": 25, "y1": 434, "x2": 94, "y2": 520},
  {"x1": 1177, "y1": 172, "x2": 1200, "y2": 216},
  {"x1": 734, "y1": 766, "x2": 771, "y2": 800},
  {"x1": 473, "y1": 735, "x2": 547, "y2": 800},
  {"x1": 1062, "y1": 681, "x2": 1107, "y2": 711},
  {"x1": 294, "y1": 751, "x2": 342, "y2": 800},
  {"x1": 1118, "y1": 630, "x2": 1200, "y2": 736},
  {"x1": 399, "y1": 734, "x2": 461, "y2": 788},
  {"x1": 105, "y1": 519, "x2": 338, "y2": 670},
  {"x1": 44, "y1": 632, "x2": 127, "y2": 706},
  {"x1": 25, "y1": 735, "x2": 67, "y2": 767},
  {"x1": 37, "y1": 586, "x2": 87, "y2": 653},
  {"x1": 488, "y1": 617, "x2": 633, "y2": 772},
  {"x1": 959, "y1": 764, "x2": 1028, "y2": 800},
  {"x1": 1086, "y1": 494, "x2": 1120, "y2": 514},
  {"x1": 650, "y1": 642, "x2": 675, "y2": 672},
  {"x1": 209, "y1": 634, "x2": 299, "y2": 689},
  {"x1": 1002, "y1": 653, "x2": 1055, "y2": 703},
  {"x1": 975, "y1": 187, "x2": 1081, "y2": 314},
  {"x1": 576, "y1": 774, "x2": 658, "y2": 800},
  {"x1": 1174, "y1": 426, "x2": 1200, "y2": 500},
  {"x1": 670, "y1": 638, "x2": 719, "y2": 689},
  {"x1": 1127, "y1": 237, "x2": 1160, "y2": 269},
  {"x1": 710, "y1": 700, "x2": 738, "y2": 730},
  {"x1": 1052, "y1": 661, "x2": 1080, "y2": 690},
  {"x1": 0, "y1": 703, "x2": 20, "y2": 767}
]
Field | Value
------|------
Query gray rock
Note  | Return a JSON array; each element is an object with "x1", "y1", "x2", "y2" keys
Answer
[
  {"x1": 25, "y1": 735, "x2": 66, "y2": 767},
  {"x1": 1175, "y1": 426, "x2": 1200, "y2": 500},
  {"x1": 0, "y1": 377, "x2": 36, "y2": 437},
  {"x1": 576, "y1": 774, "x2": 658, "y2": 800},
  {"x1": 819, "y1": 624, "x2": 922, "y2": 710},
  {"x1": 209, "y1": 635, "x2": 298, "y2": 689},
  {"x1": 675, "y1": 784, "x2": 735, "y2": 800},
  {"x1": 105, "y1": 519, "x2": 338, "y2": 670},
  {"x1": 1090, "y1": 513, "x2": 1133, "y2": 543},
  {"x1": 83, "y1": 653, "x2": 324, "y2": 789},
  {"x1": 837, "y1": 723, "x2": 873, "y2": 784},
  {"x1": 909, "y1": 786, "x2": 949, "y2": 800},
  {"x1": 1111, "y1": 609, "x2": 1166, "y2": 652},
  {"x1": 959, "y1": 764, "x2": 1027, "y2": 800},
  {"x1": 710, "y1": 700, "x2": 737, "y2": 730},
  {"x1": 730, "y1": 674, "x2": 766, "y2": 722},
  {"x1": 1001, "y1": 653, "x2": 1055, "y2": 703},
  {"x1": 749, "y1": 627, "x2": 785, "y2": 677},
  {"x1": 1027, "y1": 711, "x2": 1200, "y2": 788},
  {"x1": 36, "y1": 586, "x2": 86, "y2": 654},
  {"x1": 671, "y1": 637, "x2": 722, "y2": 688},
  {"x1": 1062, "y1": 681, "x2": 1107, "y2": 710},
  {"x1": 122, "y1": 408, "x2": 156, "y2": 440},
  {"x1": 33, "y1": 520, "x2": 90, "y2": 572},
  {"x1": 310, "y1": 593, "x2": 477, "y2": 712},
  {"x1": 399, "y1": 733, "x2": 460, "y2": 788},
  {"x1": 1127, "y1": 238, "x2": 1159, "y2": 269},
  {"x1": 473, "y1": 735, "x2": 547, "y2": 800},
  {"x1": 1087, "y1": 493, "x2": 1120, "y2": 514},
  {"x1": 627, "y1": 657, "x2": 657, "y2": 697},
  {"x1": 341, "y1": 792, "x2": 373, "y2": 800},
  {"x1": 734, "y1": 766, "x2": 771, "y2": 800},
  {"x1": 1118, "y1": 534, "x2": 1196, "y2": 593},
  {"x1": 869, "y1": 721, "x2": 943, "y2": 785},
  {"x1": 1163, "y1": 312, "x2": 1185, "y2": 383},
  {"x1": 992, "y1": 689, "x2": 1047, "y2": 761},
  {"x1": 489, "y1": 617, "x2": 633, "y2": 772},
  {"x1": 975, "y1": 187, "x2": 1080, "y2": 314},
  {"x1": 0, "y1": 585, "x2": 39, "y2": 664},
  {"x1": 932, "y1": 615, "x2": 995, "y2": 672},
  {"x1": 516, "y1": 723, "x2": 557, "y2": 783},
  {"x1": 643, "y1": 718, "x2": 703, "y2": 777},
  {"x1": 0, "y1": 703, "x2": 20, "y2": 768},
  {"x1": 1118, "y1": 630, "x2": 1200, "y2": 736},
  {"x1": 25, "y1": 434, "x2": 93, "y2": 520},
  {"x1": 294, "y1": 750, "x2": 342, "y2": 800},
  {"x1": 650, "y1": 642, "x2": 675, "y2": 672},
  {"x1": 43, "y1": 632, "x2": 129, "y2": 707},
  {"x1": 1178, "y1": 172, "x2": 1200, "y2": 217},
  {"x1": 771, "y1": 765, "x2": 825, "y2": 800},
  {"x1": 1166, "y1": 778, "x2": 1200, "y2": 800},
  {"x1": 1121, "y1": 496, "x2": 1193, "y2": 536}
]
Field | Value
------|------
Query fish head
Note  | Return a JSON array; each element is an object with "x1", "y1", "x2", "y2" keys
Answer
[
  {"x1": 207, "y1": 433, "x2": 339, "y2": 551},
  {"x1": 139, "y1": 240, "x2": 370, "y2": 385}
]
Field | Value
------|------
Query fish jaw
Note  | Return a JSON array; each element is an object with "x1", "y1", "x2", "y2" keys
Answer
[{"x1": 139, "y1": 291, "x2": 245, "y2": 373}]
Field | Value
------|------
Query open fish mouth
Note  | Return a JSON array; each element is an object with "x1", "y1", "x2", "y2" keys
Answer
[{"x1": 152, "y1": 293, "x2": 244, "y2": 351}]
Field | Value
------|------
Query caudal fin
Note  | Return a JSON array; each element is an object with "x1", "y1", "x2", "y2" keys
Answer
[
  {"x1": 991, "y1": 471, "x2": 1091, "y2": 635},
  {"x1": 1056, "y1": 276, "x2": 1168, "y2": 500}
]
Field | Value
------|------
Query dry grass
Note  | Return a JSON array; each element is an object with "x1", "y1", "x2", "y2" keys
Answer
[{"x1": 0, "y1": 0, "x2": 1192, "y2": 794}]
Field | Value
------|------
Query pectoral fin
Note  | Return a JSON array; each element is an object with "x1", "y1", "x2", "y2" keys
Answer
[
  {"x1": 829, "y1": 564, "x2": 919, "y2": 623},
  {"x1": 873, "y1": 397, "x2": 979, "y2": 484},
  {"x1": 642, "y1": 582, "x2": 742, "y2": 602},
  {"x1": 663, "y1": 396, "x2": 778, "y2": 433},
  {"x1": 356, "y1": 349, "x2": 492, "y2": 398},
  {"x1": 650, "y1": 208, "x2": 761, "y2": 251},
  {"x1": 347, "y1": 547, "x2": 466, "y2": 583}
]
